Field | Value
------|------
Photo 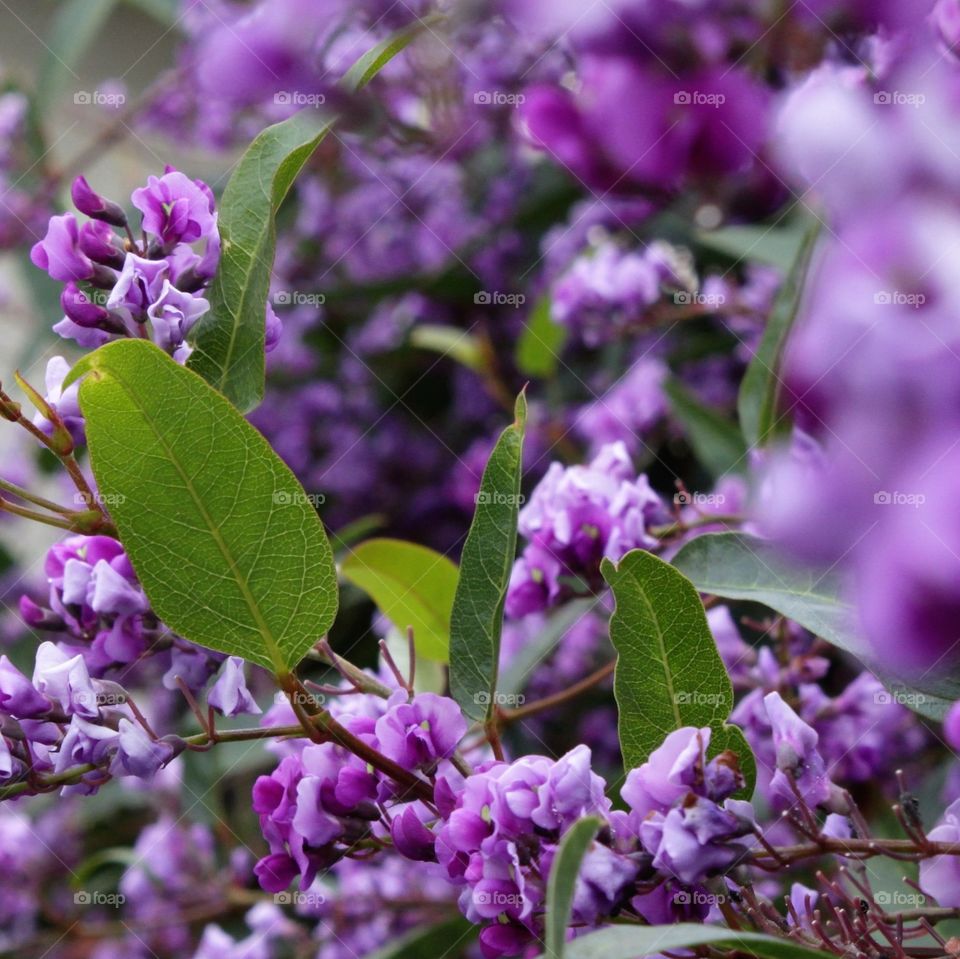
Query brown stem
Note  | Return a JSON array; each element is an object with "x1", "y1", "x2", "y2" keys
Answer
[{"x1": 498, "y1": 659, "x2": 616, "y2": 725}]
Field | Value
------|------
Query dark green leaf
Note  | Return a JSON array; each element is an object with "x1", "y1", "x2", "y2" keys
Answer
[
  {"x1": 601, "y1": 549, "x2": 755, "y2": 791},
  {"x1": 516, "y1": 296, "x2": 567, "y2": 379},
  {"x1": 364, "y1": 916, "x2": 477, "y2": 959},
  {"x1": 65, "y1": 340, "x2": 338, "y2": 673},
  {"x1": 542, "y1": 923, "x2": 834, "y2": 959},
  {"x1": 340, "y1": 538, "x2": 459, "y2": 663},
  {"x1": 187, "y1": 109, "x2": 335, "y2": 411},
  {"x1": 545, "y1": 816, "x2": 602, "y2": 959},
  {"x1": 449, "y1": 392, "x2": 527, "y2": 722},
  {"x1": 664, "y1": 379, "x2": 747, "y2": 478},
  {"x1": 341, "y1": 14, "x2": 444, "y2": 92},
  {"x1": 738, "y1": 219, "x2": 820, "y2": 448}
]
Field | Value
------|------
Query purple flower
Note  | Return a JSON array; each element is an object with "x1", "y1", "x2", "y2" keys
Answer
[
  {"x1": 30, "y1": 213, "x2": 93, "y2": 281},
  {"x1": 131, "y1": 169, "x2": 216, "y2": 246},
  {"x1": 375, "y1": 692, "x2": 467, "y2": 769},
  {"x1": 32, "y1": 642, "x2": 99, "y2": 718},
  {"x1": 70, "y1": 175, "x2": 127, "y2": 227},
  {"x1": 207, "y1": 657, "x2": 261, "y2": 717},
  {"x1": 0, "y1": 655, "x2": 51, "y2": 718},
  {"x1": 389, "y1": 804, "x2": 437, "y2": 862},
  {"x1": 146, "y1": 279, "x2": 209, "y2": 359},
  {"x1": 920, "y1": 798, "x2": 960, "y2": 907},
  {"x1": 107, "y1": 253, "x2": 169, "y2": 314},
  {"x1": 112, "y1": 718, "x2": 175, "y2": 779}
]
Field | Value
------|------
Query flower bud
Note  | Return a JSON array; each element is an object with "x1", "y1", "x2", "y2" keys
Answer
[
  {"x1": 71, "y1": 176, "x2": 128, "y2": 227},
  {"x1": 61, "y1": 282, "x2": 110, "y2": 328},
  {"x1": 78, "y1": 220, "x2": 126, "y2": 270}
]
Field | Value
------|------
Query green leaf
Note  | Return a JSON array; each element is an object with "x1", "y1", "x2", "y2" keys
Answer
[
  {"x1": 663, "y1": 379, "x2": 747, "y2": 478},
  {"x1": 341, "y1": 14, "x2": 444, "y2": 92},
  {"x1": 410, "y1": 325, "x2": 486, "y2": 374},
  {"x1": 697, "y1": 221, "x2": 808, "y2": 272},
  {"x1": 517, "y1": 296, "x2": 567, "y2": 379},
  {"x1": 540, "y1": 923, "x2": 834, "y2": 959},
  {"x1": 187, "y1": 109, "x2": 335, "y2": 412},
  {"x1": 37, "y1": 0, "x2": 118, "y2": 114},
  {"x1": 340, "y1": 538, "x2": 459, "y2": 663},
  {"x1": 545, "y1": 816, "x2": 602, "y2": 959},
  {"x1": 672, "y1": 533, "x2": 960, "y2": 721},
  {"x1": 601, "y1": 549, "x2": 755, "y2": 792},
  {"x1": 66, "y1": 339, "x2": 338, "y2": 673},
  {"x1": 449, "y1": 392, "x2": 527, "y2": 722},
  {"x1": 363, "y1": 916, "x2": 477, "y2": 959},
  {"x1": 738, "y1": 218, "x2": 820, "y2": 448}
]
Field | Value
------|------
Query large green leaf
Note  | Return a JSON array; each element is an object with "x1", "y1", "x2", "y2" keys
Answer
[
  {"x1": 601, "y1": 549, "x2": 755, "y2": 791},
  {"x1": 187, "y1": 109, "x2": 336, "y2": 412},
  {"x1": 737, "y1": 219, "x2": 820, "y2": 448},
  {"x1": 449, "y1": 393, "x2": 527, "y2": 722},
  {"x1": 539, "y1": 923, "x2": 834, "y2": 959},
  {"x1": 340, "y1": 538, "x2": 459, "y2": 663},
  {"x1": 65, "y1": 340, "x2": 338, "y2": 673},
  {"x1": 544, "y1": 816, "x2": 602, "y2": 959},
  {"x1": 664, "y1": 379, "x2": 747, "y2": 479},
  {"x1": 672, "y1": 533, "x2": 960, "y2": 720},
  {"x1": 671, "y1": 533, "x2": 859, "y2": 654}
]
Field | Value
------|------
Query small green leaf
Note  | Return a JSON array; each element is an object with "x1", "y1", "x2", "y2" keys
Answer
[
  {"x1": 664, "y1": 379, "x2": 747, "y2": 478},
  {"x1": 545, "y1": 816, "x2": 602, "y2": 959},
  {"x1": 517, "y1": 296, "x2": 567, "y2": 378},
  {"x1": 37, "y1": 0, "x2": 118, "y2": 114},
  {"x1": 341, "y1": 14, "x2": 445, "y2": 92},
  {"x1": 410, "y1": 325, "x2": 486, "y2": 374},
  {"x1": 363, "y1": 916, "x2": 477, "y2": 959},
  {"x1": 601, "y1": 549, "x2": 755, "y2": 791},
  {"x1": 738, "y1": 219, "x2": 820, "y2": 448},
  {"x1": 67, "y1": 340, "x2": 338, "y2": 673},
  {"x1": 340, "y1": 538, "x2": 459, "y2": 663},
  {"x1": 540, "y1": 923, "x2": 834, "y2": 959},
  {"x1": 449, "y1": 392, "x2": 527, "y2": 722},
  {"x1": 697, "y1": 222, "x2": 808, "y2": 272},
  {"x1": 187, "y1": 109, "x2": 335, "y2": 412}
]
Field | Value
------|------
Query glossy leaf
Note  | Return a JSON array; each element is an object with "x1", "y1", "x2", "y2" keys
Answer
[
  {"x1": 602, "y1": 549, "x2": 755, "y2": 792},
  {"x1": 341, "y1": 538, "x2": 459, "y2": 662},
  {"x1": 544, "y1": 816, "x2": 602, "y2": 959},
  {"x1": 738, "y1": 219, "x2": 820, "y2": 448},
  {"x1": 65, "y1": 340, "x2": 338, "y2": 673},
  {"x1": 540, "y1": 923, "x2": 834, "y2": 959},
  {"x1": 449, "y1": 392, "x2": 527, "y2": 722},
  {"x1": 187, "y1": 109, "x2": 336, "y2": 411}
]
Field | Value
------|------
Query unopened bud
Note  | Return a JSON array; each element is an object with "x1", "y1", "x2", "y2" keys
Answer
[{"x1": 71, "y1": 176, "x2": 128, "y2": 228}]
